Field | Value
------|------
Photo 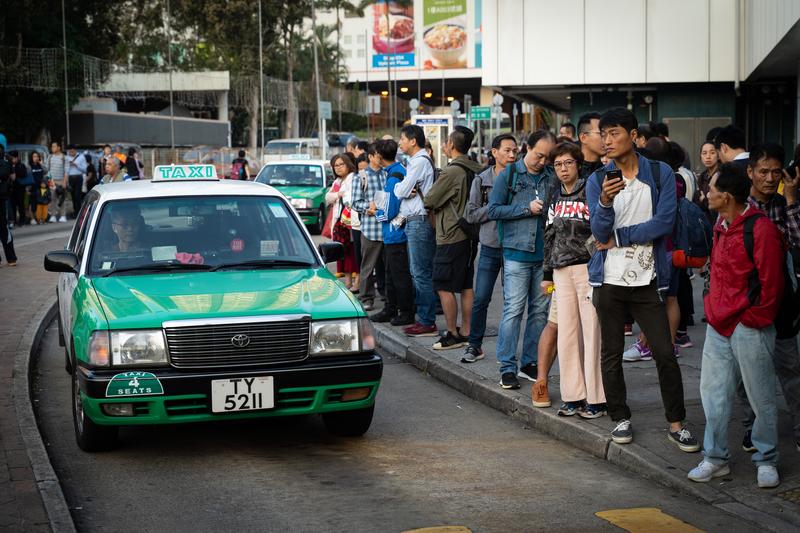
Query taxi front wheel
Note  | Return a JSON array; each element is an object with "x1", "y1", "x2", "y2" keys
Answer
[
  {"x1": 72, "y1": 369, "x2": 119, "y2": 452},
  {"x1": 321, "y1": 405, "x2": 374, "y2": 437}
]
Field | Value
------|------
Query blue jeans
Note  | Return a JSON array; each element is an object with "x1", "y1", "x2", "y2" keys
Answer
[
  {"x1": 468, "y1": 245, "x2": 502, "y2": 348},
  {"x1": 405, "y1": 219, "x2": 437, "y2": 326},
  {"x1": 496, "y1": 258, "x2": 548, "y2": 374},
  {"x1": 701, "y1": 323, "x2": 779, "y2": 467}
]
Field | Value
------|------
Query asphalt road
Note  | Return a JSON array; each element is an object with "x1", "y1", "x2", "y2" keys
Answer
[{"x1": 31, "y1": 322, "x2": 760, "y2": 533}]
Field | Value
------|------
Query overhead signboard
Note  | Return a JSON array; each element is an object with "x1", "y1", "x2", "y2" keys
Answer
[{"x1": 470, "y1": 106, "x2": 491, "y2": 120}]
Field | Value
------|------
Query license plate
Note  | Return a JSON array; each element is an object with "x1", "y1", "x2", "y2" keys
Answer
[{"x1": 211, "y1": 376, "x2": 274, "y2": 413}]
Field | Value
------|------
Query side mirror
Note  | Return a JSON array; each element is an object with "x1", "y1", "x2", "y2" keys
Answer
[
  {"x1": 318, "y1": 242, "x2": 344, "y2": 264},
  {"x1": 44, "y1": 251, "x2": 79, "y2": 274}
]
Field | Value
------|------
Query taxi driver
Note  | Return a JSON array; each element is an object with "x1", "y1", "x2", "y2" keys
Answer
[{"x1": 110, "y1": 206, "x2": 146, "y2": 252}]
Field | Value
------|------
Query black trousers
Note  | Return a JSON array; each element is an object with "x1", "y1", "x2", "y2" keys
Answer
[
  {"x1": 0, "y1": 199, "x2": 17, "y2": 263},
  {"x1": 383, "y1": 242, "x2": 414, "y2": 316},
  {"x1": 676, "y1": 269, "x2": 694, "y2": 331},
  {"x1": 593, "y1": 281, "x2": 686, "y2": 423},
  {"x1": 12, "y1": 187, "x2": 26, "y2": 223},
  {"x1": 68, "y1": 175, "x2": 83, "y2": 217}
]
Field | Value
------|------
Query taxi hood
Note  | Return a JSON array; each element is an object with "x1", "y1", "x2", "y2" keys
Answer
[
  {"x1": 90, "y1": 269, "x2": 361, "y2": 329},
  {"x1": 274, "y1": 185, "x2": 325, "y2": 199}
]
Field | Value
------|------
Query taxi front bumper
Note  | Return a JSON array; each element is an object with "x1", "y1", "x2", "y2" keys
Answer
[{"x1": 77, "y1": 354, "x2": 382, "y2": 425}]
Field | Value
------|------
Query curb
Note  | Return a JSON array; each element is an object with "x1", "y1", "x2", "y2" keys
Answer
[
  {"x1": 13, "y1": 296, "x2": 76, "y2": 533},
  {"x1": 374, "y1": 323, "x2": 800, "y2": 532}
]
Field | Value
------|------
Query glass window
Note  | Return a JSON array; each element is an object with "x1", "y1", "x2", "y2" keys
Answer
[
  {"x1": 356, "y1": 49, "x2": 365, "y2": 58},
  {"x1": 343, "y1": 49, "x2": 352, "y2": 58},
  {"x1": 343, "y1": 35, "x2": 352, "y2": 45},
  {"x1": 255, "y1": 165, "x2": 325, "y2": 188},
  {"x1": 87, "y1": 196, "x2": 317, "y2": 276},
  {"x1": 68, "y1": 196, "x2": 95, "y2": 252},
  {"x1": 357, "y1": 34, "x2": 366, "y2": 44}
]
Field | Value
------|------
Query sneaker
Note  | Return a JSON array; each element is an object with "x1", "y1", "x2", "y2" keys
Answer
[
  {"x1": 532, "y1": 380, "x2": 550, "y2": 408},
  {"x1": 8, "y1": 261, "x2": 16, "y2": 267},
  {"x1": 624, "y1": 323, "x2": 633, "y2": 336},
  {"x1": 500, "y1": 372, "x2": 520, "y2": 390},
  {"x1": 674, "y1": 344, "x2": 681, "y2": 359},
  {"x1": 517, "y1": 363, "x2": 538, "y2": 382},
  {"x1": 48, "y1": 215, "x2": 56, "y2": 223},
  {"x1": 432, "y1": 332, "x2": 466, "y2": 351},
  {"x1": 460, "y1": 345, "x2": 485, "y2": 363},
  {"x1": 557, "y1": 401, "x2": 583, "y2": 417},
  {"x1": 623, "y1": 340, "x2": 652, "y2": 362},
  {"x1": 30, "y1": 219, "x2": 38, "y2": 225},
  {"x1": 668, "y1": 427, "x2": 701, "y2": 452},
  {"x1": 688, "y1": 460, "x2": 730, "y2": 483},
  {"x1": 579, "y1": 403, "x2": 607, "y2": 419},
  {"x1": 611, "y1": 419, "x2": 633, "y2": 444},
  {"x1": 390, "y1": 313, "x2": 415, "y2": 327},
  {"x1": 757, "y1": 465, "x2": 780, "y2": 488},
  {"x1": 403, "y1": 323, "x2": 438, "y2": 337},
  {"x1": 742, "y1": 429, "x2": 756, "y2": 453},
  {"x1": 361, "y1": 302, "x2": 374, "y2": 312},
  {"x1": 369, "y1": 310, "x2": 394, "y2": 323},
  {"x1": 58, "y1": 215, "x2": 68, "y2": 222},
  {"x1": 675, "y1": 332, "x2": 693, "y2": 348}
]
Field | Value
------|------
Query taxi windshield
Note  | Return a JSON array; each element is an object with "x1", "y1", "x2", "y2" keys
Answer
[
  {"x1": 87, "y1": 196, "x2": 318, "y2": 276},
  {"x1": 255, "y1": 164, "x2": 324, "y2": 187}
]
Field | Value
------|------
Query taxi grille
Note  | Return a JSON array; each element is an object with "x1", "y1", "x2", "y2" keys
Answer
[{"x1": 165, "y1": 319, "x2": 310, "y2": 368}]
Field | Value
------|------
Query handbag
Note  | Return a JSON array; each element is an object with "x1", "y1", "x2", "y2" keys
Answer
[
  {"x1": 321, "y1": 207, "x2": 335, "y2": 239},
  {"x1": 332, "y1": 219, "x2": 351, "y2": 244}
]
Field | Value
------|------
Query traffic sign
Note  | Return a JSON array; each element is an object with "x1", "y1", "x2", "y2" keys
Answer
[
  {"x1": 319, "y1": 100, "x2": 332, "y2": 120},
  {"x1": 470, "y1": 106, "x2": 491, "y2": 120}
]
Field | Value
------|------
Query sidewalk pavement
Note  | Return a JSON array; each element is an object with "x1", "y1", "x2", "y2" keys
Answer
[
  {"x1": 370, "y1": 269, "x2": 800, "y2": 532},
  {"x1": 1, "y1": 224, "x2": 75, "y2": 532}
]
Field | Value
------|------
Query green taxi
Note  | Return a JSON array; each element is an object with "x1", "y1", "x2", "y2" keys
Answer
[
  {"x1": 45, "y1": 164, "x2": 380, "y2": 452},
  {"x1": 254, "y1": 160, "x2": 333, "y2": 234}
]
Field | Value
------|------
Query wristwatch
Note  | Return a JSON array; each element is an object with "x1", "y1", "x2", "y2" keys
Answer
[{"x1": 522, "y1": 207, "x2": 532, "y2": 216}]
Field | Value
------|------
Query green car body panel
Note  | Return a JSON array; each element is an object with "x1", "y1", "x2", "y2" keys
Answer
[{"x1": 275, "y1": 185, "x2": 326, "y2": 224}]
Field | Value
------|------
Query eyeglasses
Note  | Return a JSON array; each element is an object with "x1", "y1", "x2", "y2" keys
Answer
[
  {"x1": 333, "y1": 162, "x2": 348, "y2": 168},
  {"x1": 553, "y1": 159, "x2": 577, "y2": 169}
]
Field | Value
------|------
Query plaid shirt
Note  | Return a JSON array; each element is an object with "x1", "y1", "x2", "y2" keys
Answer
[
  {"x1": 351, "y1": 166, "x2": 386, "y2": 241},
  {"x1": 749, "y1": 194, "x2": 800, "y2": 250}
]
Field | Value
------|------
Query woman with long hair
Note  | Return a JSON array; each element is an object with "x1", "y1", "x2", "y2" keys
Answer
[{"x1": 324, "y1": 153, "x2": 360, "y2": 288}]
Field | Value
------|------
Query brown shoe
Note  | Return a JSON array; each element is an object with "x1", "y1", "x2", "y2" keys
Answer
[
  {"x1": 7, "y1": 261, "x2": 17, "y2": 267},
  {"x1": 532, "y1": 380, "x2": 550, "y2": 408}
]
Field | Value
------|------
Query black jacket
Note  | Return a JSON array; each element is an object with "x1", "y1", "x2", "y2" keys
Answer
[{"x1": 543, "y1": 179, "x2": 593, "y2": 280}]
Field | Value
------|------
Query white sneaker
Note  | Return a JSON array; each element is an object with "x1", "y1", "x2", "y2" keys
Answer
[
  {"x1": 58, "y1": 215, "x2": 67, "y2": 222},
  {"x1": 48, "y1": 215, "x2": 56, "y2": 223},
  {"x1": 30, "y1": 219, "x2": 38, "y2": 225},
  {"x1": 623, "y1": 340, "x2": 652, "y2": 362},
  {"x1": 688, "y1": 460, "x2": 730, "y2": 483},
  {"x1": 757, "y1": 465, "x2": 780, "y2": 488}
]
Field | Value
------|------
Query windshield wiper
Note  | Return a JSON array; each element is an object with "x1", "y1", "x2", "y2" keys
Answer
[
  {"x1": 210, "y1": 259, "x2": 314, "y2": 271},
  {"x1": 101, "y1": 263, "x2": 213, "y2": 277}
]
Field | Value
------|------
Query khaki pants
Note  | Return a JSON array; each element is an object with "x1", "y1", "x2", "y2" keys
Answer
[{"x1": 553, "y1": 265, "x2": 605, "y2": 405}]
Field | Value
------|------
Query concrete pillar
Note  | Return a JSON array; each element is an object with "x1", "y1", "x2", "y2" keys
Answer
[{"x1": 218, "y1": 91, "x2": 231, "y2": 147}]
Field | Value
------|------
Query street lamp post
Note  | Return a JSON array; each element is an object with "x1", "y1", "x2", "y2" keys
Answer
[
  {"x1": 258, "y1": 0, "x2": 265, "y2": 161},
  {"x1": 61, "y1": 0, "x2": 70, "y2": 144},
  {"x1": 310, "y1": 0, "x2": 324, "y2": 160},
  {"x1": 166, "y1": 0, "x2": 175, "y2": 156}
]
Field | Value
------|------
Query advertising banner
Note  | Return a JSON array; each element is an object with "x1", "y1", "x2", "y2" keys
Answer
[{"x1": 364, "y1": 0, "x2": 481, "y2": 75}]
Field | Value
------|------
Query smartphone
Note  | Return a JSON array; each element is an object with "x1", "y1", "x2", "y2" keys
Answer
[
  {"x1": 787, "y1": 160, "x2": 797, "y2": 179},
  {"x1": 606, "y1": 169, "x2": 624, "y2": 187}
]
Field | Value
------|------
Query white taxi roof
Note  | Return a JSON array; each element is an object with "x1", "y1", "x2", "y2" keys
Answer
[
  {"x1": 91, "y1": 179, "x2": 283, "y2": 202},
  {"x1": 263, "y1": 159, "x2": 329, "y2": 166}
]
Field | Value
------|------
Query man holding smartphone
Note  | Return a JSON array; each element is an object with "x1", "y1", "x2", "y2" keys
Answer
[{"x1": 586, "y1": 108, "x2": 699, "y2": 452}]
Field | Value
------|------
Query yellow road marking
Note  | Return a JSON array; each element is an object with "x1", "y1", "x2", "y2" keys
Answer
[
  {"x1": 403, "y1": 526, "x2": 472, "y2": 533},
  {"x1": 596, "y1": 508, "x2": 705, "y2": 532}
]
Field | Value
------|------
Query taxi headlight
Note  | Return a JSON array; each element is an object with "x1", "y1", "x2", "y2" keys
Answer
[
  {"x1": 290, "y1": 198, "x2": 312, "y2": 209},
  {"x1": 87, "y1": 331, "x2": 110, "y2": 366},
  {"x1": 110, "y1": 330, "x2": 168, "y2": 366},
  {"x1": 309, "y1": 318, "x2": 374, "y2": 355}
]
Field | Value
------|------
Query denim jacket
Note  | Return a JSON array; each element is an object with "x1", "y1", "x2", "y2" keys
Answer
[
  {"x1": 585, "y1": 155, "x2": 677, "y2": 292},
  {"x1": 487, "y1": 159, "x2": 556, "y2": 254}
]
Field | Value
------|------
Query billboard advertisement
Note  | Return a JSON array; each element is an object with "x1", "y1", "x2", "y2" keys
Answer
[{"x1": 366, "y1": 0, "x2": 481, "y2": 73}]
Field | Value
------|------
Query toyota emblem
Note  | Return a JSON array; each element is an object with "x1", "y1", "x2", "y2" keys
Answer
[{"x1": 231, "y1": 334, "x2": 251, "y2": 348}]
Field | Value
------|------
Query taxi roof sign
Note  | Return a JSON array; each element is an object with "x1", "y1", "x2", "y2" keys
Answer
[{"x1": 153, "y1": 164, "x2": 218, "y2": 182}]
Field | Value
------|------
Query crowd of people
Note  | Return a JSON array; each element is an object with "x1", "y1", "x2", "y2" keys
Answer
[{"x1": 328, "y1": 108, "x2": 799, "y2": 490}]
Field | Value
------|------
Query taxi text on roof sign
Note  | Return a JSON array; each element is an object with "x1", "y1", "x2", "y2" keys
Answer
[{"x1": 153, "y1": 164, "x2": 218, "y2": 182}]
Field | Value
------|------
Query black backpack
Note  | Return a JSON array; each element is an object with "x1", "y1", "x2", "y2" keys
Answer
[
  {"x1": 448, "y1": 161, "x2": 479, "y2": 241},
  {"x1": 743, "y1": 213, "x2": 800, "y2": 338}
]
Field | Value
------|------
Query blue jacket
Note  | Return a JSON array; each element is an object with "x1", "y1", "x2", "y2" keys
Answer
[
  {"x1": 585, "y1": 154, "x2": 676, "y2": 291},
  {"x1": 376, "y1": 172, "x2": 407, "y2": 245},
  {"x1": 487, "y1": 159, "x2": 556, "y2": 254}
]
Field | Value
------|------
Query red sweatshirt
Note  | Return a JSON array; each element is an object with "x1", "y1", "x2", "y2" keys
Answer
[{"x1": 704, "y1": 207, "x2": 785, "y2": 337}]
